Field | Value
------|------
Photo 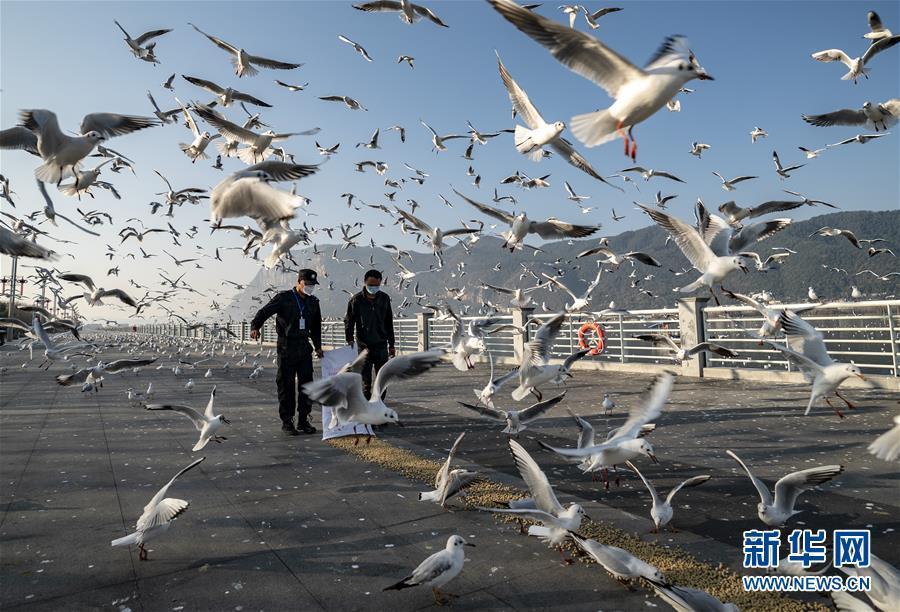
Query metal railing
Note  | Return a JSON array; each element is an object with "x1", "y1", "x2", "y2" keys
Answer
[{"x1": 135, "y1": 299, "x2": 900, "y2": 382}]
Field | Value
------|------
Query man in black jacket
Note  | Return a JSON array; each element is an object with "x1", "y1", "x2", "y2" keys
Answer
[
  {"x1": 344, "y1": 269, "x2": 395, "y2": 399},
  {"x1": 250, "y1": 269, "x2": 323, "y2": 435}
]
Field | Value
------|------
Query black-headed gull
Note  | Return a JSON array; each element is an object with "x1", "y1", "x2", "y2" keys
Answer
[
  {"x1": 509, "y1": 313, "x2": 586, "y2": 399},
  {"x1": 111, "y1": 457, "x2": 205, "y2": 560},
  {"x1": 174, "y1": 99, "x2": 220, "y2": 163},
  {"x1": 869, "y1": 415, "x2": 900, "y2": 461},
  {"x1": 395, "y1": 208, "x2": 477, "y2": 267},
  {"x1": 458, "y1": 392, "x2": 565, "y2": 435},
  {"x1": 146, "y1": 386, "x2": 230, "y2": 451},
  {"x1": 113, "y1": 20, "x2": 171, "y2": 64},
  {"x1": 803, "y1": 98, "x2": 899, "y2": 131},
  {"x1": 353, "y1": 1, "x2": 449, "y2": 27},
  {"x1": 7, "y1": 109, "x2": 157, "y2": 185},
  {"x1": 477, "y1": 439, "x2": 588, "y2": 558},
  {"x1": 809, "y1": 226, "x2": 861, "y2": 248},
  {"x1": 57, "y1": 273, "x2": 138, "y2": 308},
  {"x1": 209, "y1": 161, "x2": 319, "y2": 225},
  {"x1": 811, "y1": 35, "x2": 900, "y2": 83},
  {"x1": 455, "y1": 188, "x2": 599, "y2": 251},
  {"x1": 765, "y1": 310, "x2": 867, "y2": 418},
  {"x1": 189, "y1": 22, "x2": 302, "y2": 77},
  {"x1": 489, "y1": 0, "x2": 712, "y2": 160},
  {"x1": 772, "y1": 150, "x2": 804, "y2": 179},
  {"x1": 633, "y1": 333, "x2": 737, "y2": 362},
  {"x1": 720, "y1": 288, "x2": 818, "y2": 339},
  {"x1": 626, "y1": 460, "x2": 710, "y2": 532},
  {"x1": 582, "y1": 6, "x2": 622, "y2": 30},
  {"x1": 865, "y1": 10, "x2": 893, "y2": 41},
  {"x1": 749, "y1": 126, "x2": 768, "y2": 143},
  {"x1": 647, "y1": 578, "x2": 739, "y2": 612},
  {"x1": 540, "y1": 270, "x2": 602, "y2": 312},
  {"x1": 383, "y1": 536, "x2": 472, "y2": 606},
  {"x1": 569, "y1": 533, "x2": 666, "y2": 586},
  {"x1": 576, "y1": 245, "x2": 660, "y2": 268},
  {"x1": 337, "y1": 34, "x2": 373, "y2": 62},
  {"x1": 712, "y1": 171, "x2": 757, "y2": 191},
  {"x1": 419, "y1": 432, "x2": 479, "y2": 507},
  {"x1": 303, "y1": 348, "x2": 444, "y2": 429},
  {"x1": 180, "y1": 75, "x2": 272, "y2": 108},
  {"x1": 726, "y1": 449, "x2": 843, "y2": 526},
  {"x1": 194, "y1": 105, "x2": 317, "y2": 165}
]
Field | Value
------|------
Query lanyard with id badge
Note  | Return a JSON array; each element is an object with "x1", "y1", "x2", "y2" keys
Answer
[{"x1": 291, "y1": 290, "x2": 306, "y2": 332}]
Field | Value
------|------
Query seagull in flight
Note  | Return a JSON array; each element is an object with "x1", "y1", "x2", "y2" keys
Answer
[
  {"x1": 418, "y1": 432, "x2": 479, "y2": 507},
  {"x1": 772, "y1": 150, "x2": 804, "y2": 179},
  {"x1": 726, "y1": 450, "x2": 843, "y2": 525},
  {"x1": 811, "y1": 35, "x2": 900, "y2": 83},
  {"x1": 189, "y1": 22, "x2": 303, "y2": 77},
  {"x1": 488, "y1": 0, "x2": 712, "y2": 159},
  {"x1": 352, "y1": 1, "x2": 449, "y2": 27},
  {"x1": 802, "y1": 98, "x2": 899, "y2": 131},
  {"x1": 712, "y1": 171, "x2": 757, "y2": 191},
  {"x1": 146, "y1": 386, "x2": 230, "y2": 451},
  {"x1": 111, "y1": 457, "x2": 206, "y2": 560},
  {"x1": 627, "y1": 461, "x2": 710, "y2": 532},
  {"x1": 338, "y1": 34, "x2": 374, "y2": 62},
  {"x1": 826, "y1": 132, "x2": 890, "y2": 147},
  {"x1": 113, "y1": 20, "x2": 171, "y2": 64}
]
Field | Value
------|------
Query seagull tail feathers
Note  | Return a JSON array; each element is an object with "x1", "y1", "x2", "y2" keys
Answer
[
  {"x1": 570, "y1": 109, "x2": 620, "y2": 148},
  {"x1": 383, "y1": 575, "x2": 417, "y2": 591},
  {"x1": 111, "y1": 531, "x2": 141, "y2": 547},
  {"x1": 451, "y1": 352, "x2": 472, "y2": 371},
  {"x1": 511, "y1": 385, "x2": 530, "y2": 402},
  {"x1": 514, "y1": 125, "x2": 543, "y2": 161},
  {"x1": 678, "y1": 277, "x2": 706, "y2": 293},
  {"x1": 34, "y1": 160, "x2": 75, "y2": 185}
]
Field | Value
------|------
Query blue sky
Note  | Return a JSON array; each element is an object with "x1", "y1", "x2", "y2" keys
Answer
[{"x1": 1, "y1": 1, "x2": 897, "y2": 321}]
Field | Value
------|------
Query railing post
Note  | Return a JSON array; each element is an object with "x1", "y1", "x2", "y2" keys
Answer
[
  {"x1": 618, "y1": 316, "x2": 626, "y2": 364},
  {"x1": 416, "y1": 312, "x2": 432, "y2": 351},
  {"x1": 887, "y1": 304, "x2": 898, "y2": 377},
  {"x1": 677, "y1": 297, "x2": 710, "y2": 378},
  {"x1": 512, "y1": 307, "x2": 534, "y2": 359}
]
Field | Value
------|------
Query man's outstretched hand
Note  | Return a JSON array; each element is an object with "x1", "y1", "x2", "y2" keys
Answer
[
  {"x1": 388, "y1": 346, "x2": 396, "y2": 358},
  {"x1": 315, "y1": 349, "x2": 324, "y2": 359},
  {"x1": 250, "y1": 329, "x2": 260, "y2": 341}
]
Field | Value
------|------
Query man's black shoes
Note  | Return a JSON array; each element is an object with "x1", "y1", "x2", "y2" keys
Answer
[
  {"x1": 282, "y1": 423, "x2": 301, "y2": 436},
  {"x1": 297, "y1": 421, "x2": 317, "y2": 435}
]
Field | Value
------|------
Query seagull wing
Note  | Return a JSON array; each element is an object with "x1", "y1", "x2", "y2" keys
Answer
[
  {"x1": 778, "y1": 311, "x2": 831, "y2": 366},
  {"x1": 861, "y1": 34, "x2": 900, "y2": 65},
  {"x1": 245, "y1": 53, "x2": 303, "y2": 70},
  {"x1": 181, "y1": 75, "x2": 226, "y2": 95},
  {"x1": 488, "y1": 0, "x2": 644, "y2": 98},
  {"x1": 607, "y1": 372, "x2": 672, "y2": 443},
  {"x1": 729, "y1": 219, "x2": 792, "y2": 252},
  {"x1": 541, "y1": 273, "x2": 578, "y2": 300},
  {"x1": 134, "y1": 28, "x2": 172, "y2": 46},
  {"x1": 457, "y1": 401, "x2": 507, "y2": 422},
  {"x1": 104, "y1": 358, "x2": 157, "y2": 373},
  {"x1": 412, "y1": 3, "x2": 449, "y2": 27},
  {"x1": 396, "y1": 208, "x2": 433, "y2": 234},
  {"x1": 244, "y1": 161, "x2": 320, "y2": 182},
  {"x1": 435, "y1": 431, "x2": 466, "y2": 487},
  {"x1": 526, "y1": 313, "x2": 565, "y2": 365},
  {"x1": 211, "y1": 177, "x2": 298, "y2": 222},
  {"x1": 80, "y1": 113, "x2": 158, "y2": 138},
  {"x1": 189, "y1": 23, "x2": 239, "y2": 56},
  {"x1": 626, "y1": 460, "x2": 661, "y2": 506},
  {"x1": 637, "y1": 204, "x2": 715, "y2": 270},
  {"x1": 194, "y1": 107, "x2": 258, "y2": 144},
  {"x1": 496, "y1": 52, "x2": 545, "y2": 129},
  {"x1": 530, "y1": 218, "x2": 599, "y2": 239},
  {"x1": 0, "y1": 125, "x2": 40, "y2": 154},
  {"x1": 802, "y1": 108, "x2": 867, "y2": 127},
  {"x1": 372, "y1": 348, "x2": 444, "y2": 398},
  {"x1": 725, "y1": 450, "x2": 773, "y2": 506},
  {"x1": 634, "y1": 333, "x2": 680, "y2": 353},
  {"x1": 566, "y1": 408, "x2": 595, "y2": 448},
  {"x1": 664, "y1": 474, "x2": 711, "y2": 505},
  {"x1": 519, "y1": 392, "x2": 566, "y2": 423},
  {"x1": 58, "y1": 273, "x2": 96, "y2": 290},
  {"x1": 549, "y1": 137, "x2": 623, "y2": 190},
  {"x1": 508, "y1": 438, "x2": 564, "y2": 515},
  {"x1": 773, "y1": 465, "x2": 843, "y2": 514},
  {"x1": 145, "y1": 403, "x2": 207, "y2": 430},
  {"x1": 98, "y1": 288, "x2": 138, "y2": 308},
  {"x1": 136, "y1": 457, "x2": 205, "y2": 531},
  {"x1": 454, "y1": 188, "x2": 515, "y2": 224}
]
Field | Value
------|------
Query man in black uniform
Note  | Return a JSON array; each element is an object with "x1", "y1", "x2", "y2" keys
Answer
[
  {"x1": 250, "y1": 269, "x2": 323, "y2": 435},
  {"x1": 344, "y1": 269, "x2": 395, "y2": 399}
]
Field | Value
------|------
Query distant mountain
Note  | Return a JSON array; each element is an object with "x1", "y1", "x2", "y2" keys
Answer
[{"x1": 228, "y1": 209, "x2": 899, "y2": 319}]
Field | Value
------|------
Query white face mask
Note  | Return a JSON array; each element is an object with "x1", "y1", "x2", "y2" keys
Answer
[
  {"x1": 365, "y1": 285, "x2": 380, "y2": 295},
  {"x1": 302, "y1": 284, "x2": 315, "y2": 295}
]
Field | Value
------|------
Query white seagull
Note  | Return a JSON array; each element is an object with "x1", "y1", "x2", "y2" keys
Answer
[
  {"x1": 489, "y1": 0, "x2": 712, "y2": 159},
  {"x1": 146, "y1": 386, "x2": 230, "y2": 451},
  {"x1": 458, "y1": 392, "x2": 566, "y2": 435},
  {"x1": 802, "y1": 98, "x2": 899, "y2": 131},
  {"x1": 113, "y1": 20, "x2": 171, "y2": 64},
  {"x1": 869, "y1": 415, "x2": 900, "y2": 462},
  {"x1": 418, "y1": 432, "x2": 479, "y2": 507},
  {"x1": 626, "y1": 460, "x2": 710, "y2": 532},
  {"x1": 569, "y1": 533, "x2": 666, "y2": 586},
  {"x1": 111, "y1": 457, "x2": 205, "y2": 560},
  {"x1": 811, "y1": 35, "x2": 900, "y2": 83},
  {"x1": 726, "y1": 449, "x2": 843, "y2": 526},
  {"x1": 353, "y1": 1, "x2": 449, "y2": 27},
  {"x1": 209, "y1": 161, "x2": 319, "y2": 225},
  {"x1": 189, "y1": 22, "x2": 303, "y2": 77},
  {"x1": 540, "y1": 270, "x2": 603, "y2": 312},
  {"x1": 382, "y1": 536, "x2": 473, "y2": 606},
  {"x1": 712, "y1": 171, "x2": 757, "y2": 191}
]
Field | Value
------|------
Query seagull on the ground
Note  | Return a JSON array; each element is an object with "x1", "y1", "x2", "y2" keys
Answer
[
  {"x1": 419, "y1": 433, "x2": 479, "y2": 507},
  {"x1": 626, "y1": 461, "x2": 710, "y2": 532},
  {"x1": 456, "y1": 189, "x2": 599, "y2": 251},
  {"x1": 726, "y1": 449, "x2": 843, "y2": 526},
  {"x1": 146, "y1": 386, "x2": 230, "y2": 451},
  {"x1": 113, "y1": 20, "x2": 171, "y2": 64},
  {"x1": 472, "y1": 353, "x2": 519, "y2": 408},
  {"x1": 570, "y1": 533, "x2": 666, "y2": 586},
  {"x1": 811, "y1": 35, "x2": 900, "y2": 83},
  {"x1": 712, "y1": 172, "x2": 757, "y2": 191},
  {"x1": 647, "y1": 578, "x2": 739, "y2": 612},
  {"x1": 458, "y1": 393, "x2": 565, "y2": 435},
  {"x1": 382, "y1": 535, "x2": 472, "y2": 606},
  {"x1": 488, "y1": 0, "x2": 713, "y2": 160},
  {"x1": 303, "y1": 349, "x2": 444, "y2": 428},
  {"x1": 765, "y1": 310, "x2": 867, "y2": 418},
  {"x1": 477, "y1": 439, "x2": 587, "y2": 558},
  {"x1": 189, "y1": 22, "x2": 303, "y2": 77},
  {"x1": 111, "y1": 457, "x2": 205, "y2": 560}
]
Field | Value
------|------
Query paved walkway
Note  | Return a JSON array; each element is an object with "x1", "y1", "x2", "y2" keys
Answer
[{"x1": 1, "y1": 339, "x2": 898, "y2": 611}]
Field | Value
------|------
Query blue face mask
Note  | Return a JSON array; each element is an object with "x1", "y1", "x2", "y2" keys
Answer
[{"x1": 365, "y1": 285, "x2": 380, "y2": 295}]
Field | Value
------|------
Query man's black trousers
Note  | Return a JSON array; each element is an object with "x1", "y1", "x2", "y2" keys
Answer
[
  {"x1": 276, "y1": 349, "x2": 313, "y2": 426},
  {"x1": 360, "y1": 346, "x2": 389, "y2": 400}
]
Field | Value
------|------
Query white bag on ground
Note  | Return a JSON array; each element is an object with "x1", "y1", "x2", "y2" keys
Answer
[{"x1": 320, "y1": 345, "x2": 375, "y2": 441}]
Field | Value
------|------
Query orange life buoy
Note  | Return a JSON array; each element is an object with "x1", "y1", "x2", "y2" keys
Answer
[{"x1": 577, "y1": 322, "x2": 606, "y2": 356}]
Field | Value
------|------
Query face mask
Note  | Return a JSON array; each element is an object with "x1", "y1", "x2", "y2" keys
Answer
[
  {"x1": 302, "y1": 284, "x2": 315, "y2": 295},
  {"x1": 365, "y1": 285, "x2": 380, "y2": 295}
]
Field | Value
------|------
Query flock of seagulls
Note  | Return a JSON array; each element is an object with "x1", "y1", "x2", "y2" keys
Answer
[{"x1": 0, "y1": 2, "x2": 898, "y2": 610}]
